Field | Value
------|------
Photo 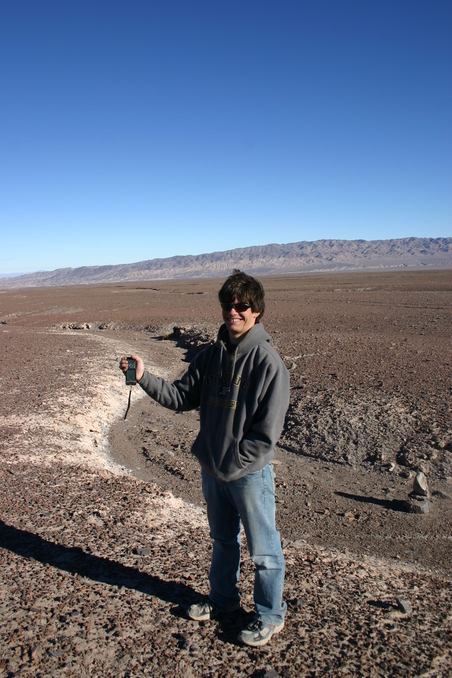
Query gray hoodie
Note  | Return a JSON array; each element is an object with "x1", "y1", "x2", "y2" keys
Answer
[{"x1": 139, "y1": 322, "x2": 290, "y2": 481}]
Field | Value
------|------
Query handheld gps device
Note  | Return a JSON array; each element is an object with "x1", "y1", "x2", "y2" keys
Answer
[{"x1": 125, "y1": 357, "x2": 137, "y2": 386}]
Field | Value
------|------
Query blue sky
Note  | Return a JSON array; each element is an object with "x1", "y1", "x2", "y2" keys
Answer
[{"x1": 1, "y1": 0, "x2": 451, "y2": 275}]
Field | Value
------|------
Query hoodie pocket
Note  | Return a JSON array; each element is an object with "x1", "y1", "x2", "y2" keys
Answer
[{"x1": 192, "y1": 430, "x2": 245, "y2": 476}]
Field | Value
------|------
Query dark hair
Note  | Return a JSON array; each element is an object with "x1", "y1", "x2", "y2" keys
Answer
[{"x1": 218, "y1": 269, "x2": 265, "y2": 321}]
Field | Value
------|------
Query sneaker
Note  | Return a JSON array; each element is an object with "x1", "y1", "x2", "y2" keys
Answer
[
  {"x1": 238, "y1": 618, "x2": 284, "y2": 647},
  {"x1": 186, "y1": 599, "x2": 240, "y2": 621}
]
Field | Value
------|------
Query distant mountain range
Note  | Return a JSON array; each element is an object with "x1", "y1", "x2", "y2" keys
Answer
[{"x1": 1, "y1": 237, "x2": 451, "y2": 288}]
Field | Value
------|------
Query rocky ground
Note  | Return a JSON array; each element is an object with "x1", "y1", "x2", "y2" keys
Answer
[{"x1": 0, "y1": 270, "x2": 451, "y2": 677}]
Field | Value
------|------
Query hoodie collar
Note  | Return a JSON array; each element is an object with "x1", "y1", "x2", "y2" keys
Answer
[{"x1": 216, "y1": 322, "x2": 271, "y2": 355}]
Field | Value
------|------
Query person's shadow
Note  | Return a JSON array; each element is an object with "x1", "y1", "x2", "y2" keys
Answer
[
  {"x1": 0, "y1": 519, "x2": 255, "y2": 645},
  {"x1": 0, "y1": 518, "x2": 198, "y2": 609}
]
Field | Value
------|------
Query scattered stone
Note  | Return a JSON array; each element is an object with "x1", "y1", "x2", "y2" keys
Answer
[
  {"x1": 396, "y1": 598, "x2": 413, "y2": 615},
  {"x1": 403, "y1": 471, "x2": 432, "y2": 513},
  {"x1": 291, "y1": 597, "x2": 308, "y2": 608},
  {"x1": 413, "y1": 471, "x2": 429, "y2": 497},
  {"x1": 48, "y1": 649, "x2": 64, "y2": 658},
  {"x1": 62, "y1": 322, "x2": 90, "y2": 330},
  {"x1": 404, "y1": 497, "x2": 432, "y2": 514}
]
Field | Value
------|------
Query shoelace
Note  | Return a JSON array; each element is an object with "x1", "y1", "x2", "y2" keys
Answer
[{"x1": 246, "y1": 619, "x2": 264, "y2": 631}]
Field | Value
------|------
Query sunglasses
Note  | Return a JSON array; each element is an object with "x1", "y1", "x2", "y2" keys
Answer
[{"x1": 221, "y1": 302, "x2": 252, "y2": 313}]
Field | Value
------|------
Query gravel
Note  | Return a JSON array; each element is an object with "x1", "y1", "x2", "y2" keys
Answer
[{"x1": 1, "y1": 271, "x2": 451, "y2": 676}]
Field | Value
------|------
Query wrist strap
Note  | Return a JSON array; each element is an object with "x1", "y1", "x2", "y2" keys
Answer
[{"x1": 124, "y1": 388, "x2": 132, "y2": 420}]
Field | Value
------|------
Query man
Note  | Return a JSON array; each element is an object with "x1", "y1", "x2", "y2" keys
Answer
[{"x1": 120, "y1": 270, "x2": 290, "y2": 647}]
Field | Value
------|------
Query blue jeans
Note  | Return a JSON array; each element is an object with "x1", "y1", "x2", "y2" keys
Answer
[{"x1": 201, "y1": 463, "x2": 286, "y2": 625}]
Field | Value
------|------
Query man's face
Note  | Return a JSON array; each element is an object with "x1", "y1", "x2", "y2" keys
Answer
[{"x1": 221, "y1": 297, "x2": 260, "y2": 344}]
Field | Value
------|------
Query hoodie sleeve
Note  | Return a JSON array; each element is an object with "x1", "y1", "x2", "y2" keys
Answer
[
  {"x1": 138, "y1": 358, "x2": 202, "y2": 411},
  {"x1": 238, "y1": 356, "x2": 290, "y2": 465}
]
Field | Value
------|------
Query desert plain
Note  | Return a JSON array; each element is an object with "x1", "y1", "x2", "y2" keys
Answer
[{"x1": 0, "y1": 269, "x2": 451, "y2": 677}]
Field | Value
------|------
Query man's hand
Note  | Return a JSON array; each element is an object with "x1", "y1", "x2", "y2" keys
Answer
[{"x1": 119, "y1": 355, "x2": 145, "y2": 382}]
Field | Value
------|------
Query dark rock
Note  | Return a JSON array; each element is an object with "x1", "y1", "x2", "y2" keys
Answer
[{"x1": 403, "y1": 497, "x2": 432, "y2": 514}]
